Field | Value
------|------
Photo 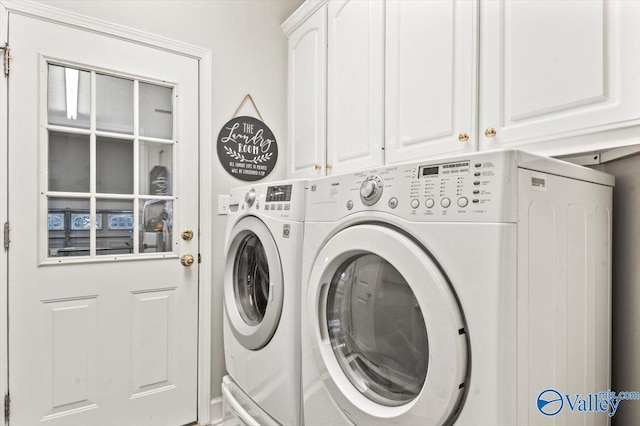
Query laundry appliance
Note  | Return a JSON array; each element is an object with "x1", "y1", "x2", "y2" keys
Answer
[
  {"x1": 222, "y1": 180, "x2": 307, "y2": 425},
  {"x1": 300, "y1": 150, "x2": 613, "y2": 425}
]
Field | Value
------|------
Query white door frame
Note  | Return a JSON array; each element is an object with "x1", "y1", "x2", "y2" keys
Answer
[{"x1": 0, "y1": 1, "x2": 213, "y2": 424}]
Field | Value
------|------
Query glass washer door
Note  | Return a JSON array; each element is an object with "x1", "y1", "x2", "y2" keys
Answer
[
  {"x1": 307, "y1": 224, "x2": 468, "y2": 425},
  {"x1": 224, "y1": 216, "x2": 284, "y2": 350}
]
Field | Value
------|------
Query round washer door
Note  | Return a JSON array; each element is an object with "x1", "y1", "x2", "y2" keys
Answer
[
  {"x1": 224, "y1": 216, "x2": 284, "y2": 350},
  {"x1": 307, "y1": 224, "x2": 468, "y2": 425}
]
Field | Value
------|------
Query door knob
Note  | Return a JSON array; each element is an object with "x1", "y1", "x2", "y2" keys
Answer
[
  {"x1": 181, "y1": 253, "x2": 195, "y2": 267},
  {"x1": 314, "y1": 164, "x2": 322, "y2": 171},
  {"x1": 458, "y1": 132, "x2": 469, "y2": 142},
  {"x1": 181, "y1": 229, "x2": 194, "y2": 241},
  {"x1": 484, "y1": 127, "x2": 497, "y2": 138}
]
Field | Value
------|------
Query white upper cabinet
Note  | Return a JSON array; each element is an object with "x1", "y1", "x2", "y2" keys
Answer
[
  {"x1": 285, "y1": 3, "x2": 327, "y2": 179},
  {"x1": 479, "y1": 0, "x2": 640, "y2": 154},
  {"x1": 385, "y1": 0, "x2": 477, "y2": 164},
  {"x1": 326, "y1": 0, "x2": 384, "y2": 174}
]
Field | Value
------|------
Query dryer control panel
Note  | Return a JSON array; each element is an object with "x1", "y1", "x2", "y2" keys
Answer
[
  {"x1": 306, "y1": 151, "x2": 519, "y2": 223},
  {"x1": 229, "y1": 180, "x2": 307, "y2": 222}
]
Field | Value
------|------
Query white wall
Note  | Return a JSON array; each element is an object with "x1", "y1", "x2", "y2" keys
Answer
[{"x1": 34, "y1": 0, "x2": 303, "y2": 404}]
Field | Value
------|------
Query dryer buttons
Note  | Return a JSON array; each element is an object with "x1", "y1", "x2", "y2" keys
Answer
[
  {"x1": 441, "y1": 197, "x2": 451, "y2": 208},
  {"x1": 410, "y1": 199, "x2": 420, "y2": 209},
  {"x1": 388, "y1": 198, "x2": 398, "y2": 209},
  {"x1": 425, "y1": 198, "x2": 435, "y2": 209}
]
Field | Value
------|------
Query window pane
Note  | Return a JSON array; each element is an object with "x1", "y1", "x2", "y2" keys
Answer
[
  {"x1": 96, "y1": 74, "x2": 134, "y2": 134},
  {"x1": 47, "y1": 65, "x2": 91, "y2": 129},
  {"x1": 139, "y1": 82, "x2": 173, "y2": 139},
  {"x1": 139, "y1": 141, "x2": 173, "y2": 196},
  {"x1": 326, "y1": 254, "x2": 428, "y2": 406},
  {"x1": 48, "y1": 131, "x2": 90, "y2": 193},
  {"x1": 97, "y1": 199, "x2": 134, "y2": 256},
  {"x1": 48, "y1": 197, "x2": 91, "y2": 257},
  {"x1": 140, "y1": 200, "x2": 173, "y2": 253},
  {"x1": 96, "y1": 137, "x2": 133, "y2": 194}
]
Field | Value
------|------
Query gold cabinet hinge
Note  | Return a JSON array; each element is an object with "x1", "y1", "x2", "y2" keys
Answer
[
  {"x1": 0, "y1": 43, "x2": 10, "y2": 77},
  {"x1": 3, "y1": 222, "x2": 9, "y2": 250}
]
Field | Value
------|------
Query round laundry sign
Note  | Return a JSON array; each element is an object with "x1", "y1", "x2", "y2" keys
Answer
[{"x1": 217, "y1": 116, "x2": 278, "y2": 181}]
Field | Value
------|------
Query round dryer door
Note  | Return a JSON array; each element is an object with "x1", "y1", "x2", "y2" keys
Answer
[
  {"x1": 224, "y1": 216, "x2": 283, "y2": 350},
  {"x1": 307, "y1": 224, "x2": 468, "y2": 425}
]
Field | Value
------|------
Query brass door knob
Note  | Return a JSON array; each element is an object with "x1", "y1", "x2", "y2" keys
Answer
[
  {"x1": 181, "y1": 229, "x2": 194, "y2": 241},
  {"x1": 326, "y1": 164, "x2": 333, "y2": 171},
  {"x1": 485, "y1": 127, "x2": 497, "y2": 138},
  {"x1": 181, "y1": 253, "x2": 195, "y2": 267},
  {"x1": 314, "y1": 164, "x2": 322, "y2": 171},
  {"x1": 458, "y1": 132, "x2": 469, "y2": 142}
]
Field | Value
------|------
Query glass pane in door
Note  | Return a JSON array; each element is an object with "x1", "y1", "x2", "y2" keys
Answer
[
  {"x1": 96, "y1": 73, "x2": 134, "y2": 134},
  {"x1": 47, "y1": 197, "x2": 91, "y2": 257},
  {"x1": 139, "y1": 82, "x2": 173, "y2": 139},
  {"x1": 97, "y1": 199, "x2": 134, "y2": 256},
  {"x1": 140, "y1": 141, "x2": 173, "y2": 196},
  {"x1": 48, "y1": 131, "x2": 90, "y2": 193},
  {"x1": 96, "y1": 137, "x2": 134, "y2": 194},
  {"x1": 326, "y1": 254, "x2": 428, "y2": 406},
  {"x1": 139, "y1": 200, "x2": 173, "y2": 254},
  {"x1": 47, "y1": 65, "x2": 91, "y2": 129}
]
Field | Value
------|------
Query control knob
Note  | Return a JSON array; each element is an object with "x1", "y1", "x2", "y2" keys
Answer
[
  {"x1": 245, "y1": 189, "x2": 256, "y2": 207},
  {"x1": 359, "y1": 176, "x2": 383, "y2": 206}
]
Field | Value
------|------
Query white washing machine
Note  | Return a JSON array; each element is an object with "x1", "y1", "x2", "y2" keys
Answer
[
  {"x1": 222, "y1": 180, "x2": 307, "y2": 426},
  {"x1": 301, "y1": 150, "x2": 613, "y2": 425}
]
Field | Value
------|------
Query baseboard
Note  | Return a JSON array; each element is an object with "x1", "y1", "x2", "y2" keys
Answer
[{"x1": 208, "y1": 396, "x2": 223, "y2": 425}]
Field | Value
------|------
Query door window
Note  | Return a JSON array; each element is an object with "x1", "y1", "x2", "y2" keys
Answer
[
  {"x1": 233, "y1": 233, "x2": 270, "y2": 326},
  {"x1": 45, "y1": 63, "x2": 175, "y2": 259},
  {"x1": 326, "y1": 254, "x2": 428, "y2": 406}
]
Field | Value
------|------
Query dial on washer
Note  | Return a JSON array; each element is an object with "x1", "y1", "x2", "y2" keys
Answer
[{"x1": 360, "y1": 175, "x2": 383, "y2": 206}]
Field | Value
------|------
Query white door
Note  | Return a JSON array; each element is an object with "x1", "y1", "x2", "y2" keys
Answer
[
  {"x1": 6, "y1": 12, "x2": 199, "y2": 426},
  {"x1": 287, "y1": 6, "x2": 327, "y2": 179},
  {"x1": 327, "y1": 0, "x2": 384, "y2": 175},
  {"x1": 479, "y1": 0, "x2": 640, "y2": 150},
  {"x1": 384, "y1": 0, "x2": 477, "y2": 163}
]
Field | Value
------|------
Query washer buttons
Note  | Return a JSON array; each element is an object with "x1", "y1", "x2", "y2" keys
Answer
[
  {"x1": 410, "y1": 199, "x2": 420, "y2": 209},
  {"x1": 347, "y1": 200, "x2": 354, "y2": 210},
  {"x1": 441, "y1": 198, "x2": 451, "y2": 208},
  {"x1": 388, "y1": 198, "x2": 398, "y2": 209},
  {"x1": 425, "y1": 198, "x2": 435, "y2": 209},
  {"x1": 457, "y1": 197, "x2": 468, "y2": 208}
]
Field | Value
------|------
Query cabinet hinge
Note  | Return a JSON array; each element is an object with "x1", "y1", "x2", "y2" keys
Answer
[
  {"x1": 0, "y1": 43, "x2": 10, "y2": 77},
  {"x1": 4, "y1": 393, "x2": 9, "y2": 423},
  {"x1": 3, "y1": 222, "x2": 8, "y2": 250},
  {"x1": 198, "y1": 253, "x2": 201, "y2": 264}
]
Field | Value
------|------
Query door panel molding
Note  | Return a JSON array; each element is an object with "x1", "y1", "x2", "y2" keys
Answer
[{"x1": 0, "y1": 1, "x2": 213, "y2": 424}]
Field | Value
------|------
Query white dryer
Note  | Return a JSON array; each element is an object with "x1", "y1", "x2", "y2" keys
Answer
[
  {"x1": 301, "y1": 150, "x2": 613, "y2": 425},
  {"x1": 222, "y1": 180, "x2": 306, "y2": 426}
]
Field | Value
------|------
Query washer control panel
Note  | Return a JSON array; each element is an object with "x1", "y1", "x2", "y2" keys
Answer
[
  {"x1": 305, "y1": 151, "x2": 518, "y2": 223},
  {"x1": 229, "y1": 181, "x2": 307, "y2": 221}
]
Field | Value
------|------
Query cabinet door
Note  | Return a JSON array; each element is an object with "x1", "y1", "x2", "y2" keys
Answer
[
  {"x1": 327, "y1": 0, "x2": 384, "y2": 174},
  {"x1": 385, "y1": 0, "x2": 477, "y2": 164},
  {"x1": 479, "y1": 0, "x2": 640, "y2": 153},
  {"x1": 287, "y1": 6, "x2": 327, "y2": 179}
]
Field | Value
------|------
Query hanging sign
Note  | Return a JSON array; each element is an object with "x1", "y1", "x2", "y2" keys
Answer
[{"x1": 217, "y1": 95, "x2": 278, "y2": 181}]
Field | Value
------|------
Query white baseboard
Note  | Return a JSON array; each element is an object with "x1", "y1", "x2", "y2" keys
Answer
[{"x1": 209, "y1": 396, "x2": 223, "y2": 425}]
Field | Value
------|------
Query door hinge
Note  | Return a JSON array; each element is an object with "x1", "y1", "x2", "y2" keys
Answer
[
  {"x1": 4, "y1": 393, "x2": 9, "y2": 422},
  {"x1": 3, "y1": 222, "x2": 9, "y2": 250},
  {"x1": 0, "y1": 43, "x2": 10, "y2": 77},
  {"x1": 197, "y1": 253, "x2": 201, "y2": 264}
]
